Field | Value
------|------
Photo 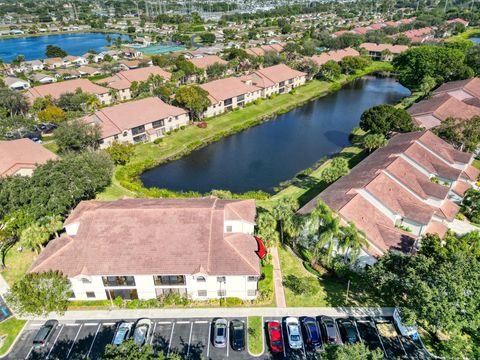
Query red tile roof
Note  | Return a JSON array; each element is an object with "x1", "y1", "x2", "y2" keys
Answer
[
  {"x1": 84, "y1": 97, "x2": 187, "y2": 138},
  {"x1": 310, "y1": 48, "x2": 360, "y2": 66},
  {"x1": 242, "y1": 64, "x2": 306, "y2": 89},
  {"x1": 298, "y1": 131, "x2": 474, "y2": 254},
  {"x1": 360, "y1": 42, "x2": 409, "y2": 54},
  {"x1": 200, "y1": 77, "x2": 260, "y2": 103},
  {"x1": 30, "y1": 198, "x2": 260, "y2": 277},
  {"x1": 0, "y1": 138, "x2": 58, "y2": 176},
  {"x1": 27, "y1": 78, "x2": 109, "y2": 102},
  {"x1": 97, "y1": 66, "x2": 171, "y2": 90},
  {"x1": 189, "y1": 55, "x2": 228, "y2": 70}
]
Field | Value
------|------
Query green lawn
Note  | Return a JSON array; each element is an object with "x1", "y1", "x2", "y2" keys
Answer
[
  {"x1": 0, "y1": 317, "x2": 26, "y2": 356},
  {"x1": 99, "y1": 62, "x2": 393, "y2": 200},
  {"x1": 247, "y1": 316, "x2": 264, "y2": 355},
  {"x1": 278, "y1": 246, "x2": 383, "y2": 307},
  {"x1": 42, "y1": 141, "x2": 59, "y2": 154},
  {"x1": 473, "y1": 159, "x2": 480, "y2": 171},
  {"x1": 1, "y1": 248, "x2": 36, "y2": 286}
]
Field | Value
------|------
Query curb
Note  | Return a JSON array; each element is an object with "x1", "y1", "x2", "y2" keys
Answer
[
  {"x1": 0, "y1": 319, "x2": 28, "y2": 359},
  {"x1": 247, "y1": 316, "x2": 265, "y2": 357}
]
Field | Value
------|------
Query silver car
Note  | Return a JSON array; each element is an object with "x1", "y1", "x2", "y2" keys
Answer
[
  {"x1": 286, "y1": 317, "x2": 303, "y2": 349},
  {"x1": 213, "y1": 318, "x2": 228, "y2": 348},
  {"x1": 133, "y1": 318, "x2": 152, "y2": 346}
]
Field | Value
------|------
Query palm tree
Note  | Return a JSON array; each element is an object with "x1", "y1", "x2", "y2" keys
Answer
[
  {"x1": 338, "y1": 222, "x2": 368, "y2": 264},
  {"x1": 271, "y1": 197, "x2": 298, "y2": 245},
  {"x1": 305, "y1": 200, "x2": 340, "y2": 266},
  {"x1": 20, "y1": 223, "x2": 50, "y2": 254},
  {"x1": 40, "y1": 215, "x2": 64, "y2": 238},
  {"x1": 85, "y1": 95, "x2": 100, "y2": 112}
]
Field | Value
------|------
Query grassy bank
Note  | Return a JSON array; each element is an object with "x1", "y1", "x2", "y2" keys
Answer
[
  {"x1": 98, "y1": 61, "x2": 393, "y2": 200},
  {"x1": 247, "y1": 316, "x2": 264, "y2": 355},
  {"x1": 0, "y1": 28, "x2": 128, "y2": 40},
  {"x1": 0, "y1": 318, "x2": 27, "y2": 356},
  {"x1": 278, "y1": 246, "x2": 383, "y2": 307},
  {"x1": 445, "y1": 27, "x2": 480, "y2": 42}
]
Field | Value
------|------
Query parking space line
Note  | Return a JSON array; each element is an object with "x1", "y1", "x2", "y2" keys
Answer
[
  {"x1": 103, "y1": 322, "x2": 115, "y2": 326},
  {"x1": 166, "y1": 322, "x2": 175, "y2": 357},
  {"x1": 46, "y1": 324, "x2": 64, "y2": 359},
  {"x1": 66, "y1": 324, "x2": 82, "y2": 359},
  {"x1": 194, "y1": 320, "x2": 208, "y2": 324},
  {"x1": 86, "y1": 323, "x2": 101, "y2": 359},
  {"x1": 150, "y1": 321, "x2": 157, "y2": 345},
  {"x1": 334, "y1": 321, "x2": 344, "y2": 345},
  {"x1": 29, "y1": 323, "x2": 41, "y2": 328},
  {"x1": 25, "y1": 346, "x2": 33, "y2": 360},
  {"x1": 186, "y1": 322, "x2": 193, "y2": 357},
  {"x1": 398, "y1": 335, "x2": 408, "y2": 356},
  {"x1": 157, "y1": 321, "x2": 171, "y2": 324},
  {"x1": 373, "y1": 322, "x2": 387, "y2": 358},
  {"x1": 298, "y1": 320, "x2": 306, "y2": 358},
  {"x1": 226, "y1": 320, "x2": 230, "y2": 358},
  {"x1": 65, "y1": 323, "x2": 80, "y2": 327},
  {"x1": 206, "y1": 321, "x2": 211, "y2": 358},
  {"x1": 354, "y1": 320, "x2": 363, "y2": 344},
  {"x1": 83, "y1": 322, "x2": 99, "y2": 326},
  {"x1": 176, "y1": 321, "x2": 189, "y2": 324}
]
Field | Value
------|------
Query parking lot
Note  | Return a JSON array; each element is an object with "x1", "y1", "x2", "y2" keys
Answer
[{"x1": 7, "y1": 316, "x2": 430, "y2": 360}]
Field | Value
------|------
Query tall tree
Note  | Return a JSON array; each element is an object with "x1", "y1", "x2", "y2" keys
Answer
[
  {"x1": 360, "y1": 104, "x2": 415, "y2": 135},
  {"x1": 271, "y1": 197, "x2": 298, "y2": 245},
  {"x1": 174, "y1": 85, "x2": 211, "y2": 120},
  {"x1": 6, "y1": 271, "x2": 72, "y2": 316},
  {"x1": 338, "y1": 222, "x2": 368, "y2": 263},
  {"x1": 45, "y1": 44, "x2": 67, "y2": 58},
  {"x1": 54, "y1": 119, "x2": 101, "y2": 154}
]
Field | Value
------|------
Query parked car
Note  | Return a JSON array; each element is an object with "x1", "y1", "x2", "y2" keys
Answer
[
  {"x1": 267, "y1": 321, "x2": 284, "y2": 353},
  {"x1": 320, "y1": 316, "x2": 341, "y2": 344},
  {"x1": 230, "y1": 319, "x2": 245, "y2": 351},
  {"x1": 302, "y1": 317, "x2": 322, "y2": 348},
  {"x1": 213, "y1": 318, "x2": 228, "y2": 348},
  {"x1": 286, "y1": 317, "x2": 303, "y2": 349},
  {"x1": 337, "y1": 318, "x2": 358, "y2": 344},
  {"x1": 132, "y1": 318, "x2": 152, "y2": 346},
  {"x1": 33, "y1": 320, "x2": 58, "y2": 348},
  {"x1": 112, "y1": 322, "x2": 132, "y2": 345}
]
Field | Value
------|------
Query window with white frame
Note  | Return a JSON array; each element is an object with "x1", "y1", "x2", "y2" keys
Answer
[{"x1": 198, "y1": 290, "x2": 207, "y2": 297}]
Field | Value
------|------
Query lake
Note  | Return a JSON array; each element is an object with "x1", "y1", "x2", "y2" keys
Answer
[
  {"x1": 0, "y1": 32, "x2": 127, "y2": 63},
  {"x1": 470, "y1": 36, "x2": 480, "y2": 44},
  {"x1": 140, "y1": 76, "x2": 411, "y2": 194}
]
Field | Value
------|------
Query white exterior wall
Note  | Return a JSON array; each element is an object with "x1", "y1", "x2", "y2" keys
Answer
[
  {"x1": 13, "y1": 168, "x2": 34, "y2": 176},
  {"x1": 97, "y1": 92, "x2": 114, "y2": 105},
  {"x1": 224, "y1": 220, "x2": 254, "y2": 234},
  {"x1": 69, "y1": 274, "x2": 258, "y2": 301},
  {"x1": 202, "y1": 90, "x2": 262, "y2": 118},
  {"x1": 99, "y1": 112, "x2": 190, "y2": 149}
]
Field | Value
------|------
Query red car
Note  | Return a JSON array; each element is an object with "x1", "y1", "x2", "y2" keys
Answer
[{"x1": 267, "y1": 321, "x2": 284, "y2": 353}]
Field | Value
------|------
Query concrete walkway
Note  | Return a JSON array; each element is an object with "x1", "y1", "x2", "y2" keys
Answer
[
  {"x1": 21, "y1": 307, "x2": 395, "y2": 322},
  {"x1": 271, "y1": 247, "x2": 286, "y2": 308}
]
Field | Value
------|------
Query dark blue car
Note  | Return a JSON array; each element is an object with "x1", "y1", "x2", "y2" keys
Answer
[{"x1": 302, "y1": 317, "x2": 322, "y2": 348}]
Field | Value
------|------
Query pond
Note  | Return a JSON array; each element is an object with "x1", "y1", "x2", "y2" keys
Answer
[
  {"x1": 140, "y1": 76, "x2": 411, "y2": 194},
  {"x1": 0, "y1": 32, "x2": 128, "y2": 63},
  {"x1": 470, "y1": 36, "x2": 480, "y2": 44}
]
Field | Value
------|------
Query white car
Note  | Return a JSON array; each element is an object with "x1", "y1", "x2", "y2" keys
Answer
[
  {"x1": 286, "y1": 317, "x2": 303, "y2": 349},
  {"x1": 133, "y1": 318, "x2": 152, "y2": 346},
  {"x1": 112, "y1": 322, "x2": 132, "y2": 345}
]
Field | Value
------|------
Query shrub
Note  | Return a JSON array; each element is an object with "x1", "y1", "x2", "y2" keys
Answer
[
  {"x1": 225, "y1": 297, "x2": 244, "y2": 306},
  {"x1": 153, "y1": 138, "x2": 163, "y2": 144}
]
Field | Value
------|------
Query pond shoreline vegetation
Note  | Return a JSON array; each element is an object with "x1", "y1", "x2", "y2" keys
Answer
[{"x1": 99, "y1": 61, "x2": 393, "y2": 201}]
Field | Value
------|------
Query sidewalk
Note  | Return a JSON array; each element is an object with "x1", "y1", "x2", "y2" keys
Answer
[
  {"x1": 21, "y1": 307, "x2": 395, "y2": 322},
  {"x1": 270, "y1": 247, "x2": 286, "y2": 308}
]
